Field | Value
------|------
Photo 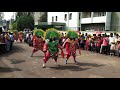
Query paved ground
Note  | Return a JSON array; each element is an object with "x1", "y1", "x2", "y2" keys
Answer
[{"x1": 0, "y1": 42, "x2": 120, "y2": 78}]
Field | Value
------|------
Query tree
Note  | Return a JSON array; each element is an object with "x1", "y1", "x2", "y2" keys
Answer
[
  {"x1": 16, "y1": 15, "x2": 34, "y2": 31},
  {"x1": 39, "y1": 12, "x2": 47, "y2": 22},
  {"x1": 12, "y1": 22, "x2": 17, "y2": 30},
  {"x1": 16, "y1": 12, "x2": 34, "y2": 20}
]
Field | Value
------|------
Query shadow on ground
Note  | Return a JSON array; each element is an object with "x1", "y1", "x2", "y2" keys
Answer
[
  {"x1": 75, "y1": 62, "x2": 104, "y2": 67},
  {"x1": 50, "y1": 62, "x2": 104, "y2": 71},
  {"x1": 8, "y1": 59, "x2": 25, "y2": 64},
  {"x1": 0, "y1": 67, "x2": 22, "y2": 72},
  {"x1": 50, "y1": 65, "x2": 90, "y2": 71},
  {"x1": 31, "y1": 56, "x2": 44, "y2": 58},
  {"x1": 0, "y1": 45, "x2": 26, "y2": 57}
]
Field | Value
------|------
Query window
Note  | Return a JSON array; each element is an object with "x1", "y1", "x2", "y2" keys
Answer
[
  {"x1": 52, "y1": 16, "x2": 54, "y2": 22},
  {"x1": 98, "y1": 12, "x2": 101, "y2": 16},
  {"x1": 102, "y1": 12, "x2": 106, "y2": 16},
  {"x1": 69, "y1": 13, "x2": 72, "y2": 20},
  {"x1": 56, "y1": 16, "x2": 57, "y2": 21},
  {"x1": 64, "y1": 14, "x2": 67, "y2": 21},
  {"x1": 98, "y1": 12, "x2": 106, "y2": 17}
]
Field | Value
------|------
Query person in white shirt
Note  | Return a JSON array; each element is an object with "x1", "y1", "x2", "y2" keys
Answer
[
  {"x1": 26, "y1": 33, "x2": 29, "y2": 43},
  {"x1": 110, "y1": 42, "x2": 116, "y2": 56},
  {"x1": 108, "y1": 33, "x2": 115, "y2": 55},
  {"x1": 115, "y1": 34, "x2": 119, "y2": 44},
  {"x1": 109, "y1": 34, "x2": 115, "y2": 45}
]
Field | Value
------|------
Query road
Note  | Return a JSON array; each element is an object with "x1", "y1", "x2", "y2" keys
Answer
[{"x1": 0, "y1": 42, "x2": 120, "y2": 78}]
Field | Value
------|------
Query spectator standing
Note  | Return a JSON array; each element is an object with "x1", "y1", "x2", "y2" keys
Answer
[
  {"x1": 101, "y1": 34, "x2": 109, "y2": 55},
  {"x1": 9, "y1": 32, "x2": 14, "y2": 50},
  {"x1": 5, "y1": 32, "x2": 11, "y2": 51}
]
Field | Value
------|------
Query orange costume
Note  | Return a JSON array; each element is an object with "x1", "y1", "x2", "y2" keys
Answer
[
  {"x1": 19, "y1": 32, "x2": 23, "y2": 43},
  {"x1": 13, "y1": 33, "x2": 19, "y2": 42}
]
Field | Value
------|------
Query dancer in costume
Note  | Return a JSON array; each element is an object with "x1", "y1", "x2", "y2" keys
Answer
[
  {"x1": 18, "y1": 31, "x2": 23, "y2": 43},
  {"x1": 13, "y1": 30, "x2": 19, "y2": 42},
  {"x1": 42, "y1": 28, "x2": 64, "y2": 68},
  {"x1": 31, "y1": 29, "x2": 45, "y2": 57},
  {"x1": 63, "y1": 30, "x2": 81, "y2": 64}
]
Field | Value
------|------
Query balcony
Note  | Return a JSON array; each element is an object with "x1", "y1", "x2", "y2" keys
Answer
[
  {"x1": 92, "y1": 16, "x2": 106, "y2": 23},
  {"x1": 81, "y1": 18, "x2": 92, "y2": 24}
]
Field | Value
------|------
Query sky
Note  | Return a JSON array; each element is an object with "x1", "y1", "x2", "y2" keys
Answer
[{"x1": 3, "y1": 12, "x2": 15, "y2": 20}]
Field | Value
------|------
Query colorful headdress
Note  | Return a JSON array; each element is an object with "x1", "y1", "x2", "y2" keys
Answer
[
  {"x1": 66, "y1": 30, "x2": 78, "y2": 39},
  {"x1": 45, "y1": 28, "x2": 61, "y2": 40},
  {"x1": 33, "y1": 29, "x2": 45, "y2": 37},
  {"x1": 8, "y1": 30, "x2": 13, "y2": 33}
]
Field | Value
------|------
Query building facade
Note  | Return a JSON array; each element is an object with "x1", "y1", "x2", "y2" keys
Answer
[
  {"x1": 48, "y1": 12, "x2": 79, "y2": 30},
  {"x1": 110, "y1": 12, "x2": 120, "y2": 32},
  {"x1": 47, "y1": 12, "x2": 117, "y2": 34},
  {"x1": 81, "y1": 12, "x2": 111, "y2": 31}
]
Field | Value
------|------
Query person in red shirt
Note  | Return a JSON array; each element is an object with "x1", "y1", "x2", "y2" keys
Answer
[
  {"x1": 96, "y1": 37, "x2": 101, "y2": 53},
  {"x1": 85, "y1": 37, "x2": 90, "y2": 50},
  {"x1": 101, "y1": 34, "x2": 109, "y2": 55}
]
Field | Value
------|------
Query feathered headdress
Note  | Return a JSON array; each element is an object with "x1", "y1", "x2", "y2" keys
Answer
[
  {"x1": 45, "y1": 28, "x2": 61, "y2": 40},
  {"x1": 66, "y1": 30, "x2": 78, "y2": 39},
  {"x1": 33, "y1": 29, "x2": 45, "y2": 37}
]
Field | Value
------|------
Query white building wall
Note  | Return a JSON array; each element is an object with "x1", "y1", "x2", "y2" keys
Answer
[
  {"x1": 81, "y1": 13, "x2": 107, "y2": 24},
  {"x1": 48, "y1": 12, "x2": 78, "y2": 30},
  {"x1": 81, "y1": 18, "x2": 92, "y2": 24},
  {"x1": 92, "y1": 16, "x2": 106, "y2": 23},
  {"x1": 48, "y1": 12, "x2": 65, "y2": 22},
  {"x1": 48, "y1": 12, "x2": 112, "y2": 31},
  {"x1": 68, "y1": 12, "x2": 78, "y2": 30}
]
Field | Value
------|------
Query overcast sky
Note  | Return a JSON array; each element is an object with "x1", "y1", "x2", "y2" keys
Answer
[{"x1": 3, "y1": 12, "x2": 15, "y2": 20}]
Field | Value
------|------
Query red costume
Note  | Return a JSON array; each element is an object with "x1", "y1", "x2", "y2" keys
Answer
[
  {"x1": 42, "y1": 28, "x2": 64, "y2": 68},
  {"x1": 43, "y1": 41, "x2": 63, "y2": 64},
  {"x1": 85, "y1": 38, "x2": 90, "y2": 50},
  {"x1": 13, "y1": 33, "x2": 18, "y2": 42},
  {"x1": 63, "y1": 38, "x2": 81, "y2": 64},
  {"x1": 19, "y1": 32, "x2": 23, "y2": 43},
  {"x1": 31, "y1": 36, "x2": 45, "y2": 56}
]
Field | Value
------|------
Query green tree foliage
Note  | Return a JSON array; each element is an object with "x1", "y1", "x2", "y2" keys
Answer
[
  {"x1": 16, "y1": 15, "x2": 34, "y2": 31},
  {"x1": 39, "y1": 13, "x2": 47, "y2": 22},
  {"x1": 12, "y1": 22, "x2": 17, "y2": 30}
]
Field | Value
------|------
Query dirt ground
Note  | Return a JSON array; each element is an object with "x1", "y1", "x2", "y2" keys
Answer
[{"x1": 0, "y1": 42, "x2": 120, "y2": 78}]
